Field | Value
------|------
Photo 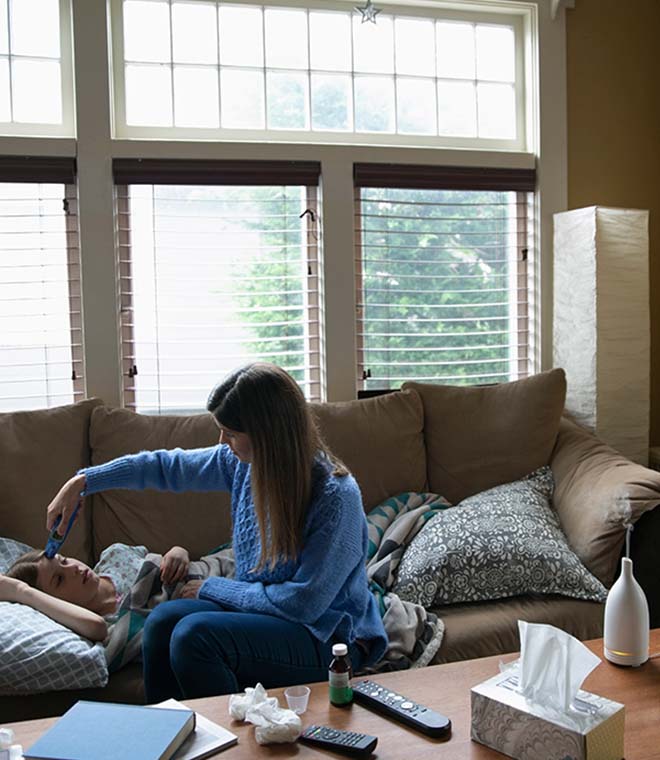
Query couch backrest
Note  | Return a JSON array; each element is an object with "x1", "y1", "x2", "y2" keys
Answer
[
  {"x1": 403, "y1": 369, "x2": 567, "y2": 505},
  {"x1": 0, "y1": 399, "x2": 102, "y2": 566},
  {"x1": 88, "y1": 389, "x2": 427, "y2": 559},
  {"x1": 310, "y1": 389, "x2": 426, "y2": 511},
  {"x1": 89, "y1": 406, "x2": 231, "y2": 562}
]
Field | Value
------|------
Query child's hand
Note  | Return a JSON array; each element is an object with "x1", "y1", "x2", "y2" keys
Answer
[
  {"x1": 160, "y1": 546, "x2": 190, "y2": 585},
  {"x1": 180, "y1": 580, "x2": 203, "y2": 599}
]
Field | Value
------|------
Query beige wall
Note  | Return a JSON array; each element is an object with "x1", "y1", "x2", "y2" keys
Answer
[{"x1": 566, "y1": 0, "x2": 660, "y2": 446}]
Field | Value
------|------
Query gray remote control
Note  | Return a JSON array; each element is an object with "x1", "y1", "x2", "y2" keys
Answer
[
  {"x1": 299, "y1": 725, "x2": 378, "y2": 757},
  {"x1": 352, "y1": 679, "x2": 451, "y2": 738}
]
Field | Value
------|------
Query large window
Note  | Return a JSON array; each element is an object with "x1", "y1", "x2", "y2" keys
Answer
[
  {"x1": 0, "y1": 159, "x2": 83, "y2": 411},
  {"x1": 355, "y1": 164, "x2": 535, "y2": 389},
  {"x1": 115, "y1": 159, "x2": 322, "y2": 413},
  {"x1": 0, "y1": 0, "x2": 74, "y2": 135},
  {"x1": 112, "y1": 0, "x2": 525, "y2": 150}
]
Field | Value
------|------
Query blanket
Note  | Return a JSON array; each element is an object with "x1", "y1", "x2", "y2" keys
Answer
[
  {"x1": 104, "y1": 492, "x2": 451, "y2": 673},
  {"x1": 103, "y1": 547, "x2": 235, "y2": 672},
  {"x1": 365, "y1": 491, "x2": 451, "y2": 671}
]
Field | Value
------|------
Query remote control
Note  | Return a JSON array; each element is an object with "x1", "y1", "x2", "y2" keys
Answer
[
  {"x1": 299, "y1": 725, "x2": 378, "y2": 757},
  {"x1": 352, "y1": 679, "x2": 451, "y2": 739}
]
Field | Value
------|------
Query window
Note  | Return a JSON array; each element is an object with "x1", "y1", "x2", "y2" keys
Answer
[
  {"x1": 355, "y1": 163, "x2": 535, "y2": 390},
  {"x1": 0, "y1": 0, "x2": 74, "y2": 135},
  {"x1": 0, "y1": 157, "x2": 82, "y2": 411},
  {"x1": 112, "y1": 0, "x2": 525, "y2": 150},
  {"x1": 114, "y1": 159, "x2": 322, "y2": 413}
]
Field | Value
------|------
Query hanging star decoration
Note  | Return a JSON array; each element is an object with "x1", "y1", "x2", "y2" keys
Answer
[{"x1": 355, "y1": 0, "x2": 381, "y2": 24}]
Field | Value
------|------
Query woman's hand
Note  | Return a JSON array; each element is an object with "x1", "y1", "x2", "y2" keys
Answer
[
  {"x1": 179, "y1": 580, "x2": 203, "y2": 599},
  {"x1": 0, "y1": 574, "x2": 27, "y2": 603},
  {"x1": 160, "y1": 546, "x2": 190, "y2": 584},
  {"x1": 46, "y1": 473, "x2": 87, "y2": 532}
]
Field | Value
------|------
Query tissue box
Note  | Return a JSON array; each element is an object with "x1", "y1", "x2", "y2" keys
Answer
[{"x1": 471, "y1": 671, "x2": 624, "y2": 760}]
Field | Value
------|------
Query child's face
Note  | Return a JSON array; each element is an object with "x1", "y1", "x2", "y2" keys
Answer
[{"x1": 36, "y1": 554, "x2": 100, "y2": 609}]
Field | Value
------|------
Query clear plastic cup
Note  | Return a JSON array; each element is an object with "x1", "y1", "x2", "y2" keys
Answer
[{"x1": 284, "y1": 684, "x2": 311, "y2": 714}]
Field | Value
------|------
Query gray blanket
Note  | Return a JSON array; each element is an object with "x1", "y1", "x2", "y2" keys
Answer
[{"x1": 364, "y1": 491, "x2": 451, "y2": 671}]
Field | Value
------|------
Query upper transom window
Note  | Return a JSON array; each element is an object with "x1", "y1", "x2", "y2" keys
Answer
[
  {"x1": 0, "y1": 0, "x2": 74, "y2": 136},
  {"x1": 111, "y1": 0, "x2": 528, "y2": 150}
]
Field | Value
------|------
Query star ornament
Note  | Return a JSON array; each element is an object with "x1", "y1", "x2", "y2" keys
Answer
[{"x1": 355, "y1": 0, "x2": 381, "y2": 24}]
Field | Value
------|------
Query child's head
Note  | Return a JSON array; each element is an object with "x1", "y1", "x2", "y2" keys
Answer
[
  {"x1": 5, "y1": 550, "x2": 42, "y2": 588},
  {"x1": 5, "y1": 550, "x2": 100, "y2": 609}
]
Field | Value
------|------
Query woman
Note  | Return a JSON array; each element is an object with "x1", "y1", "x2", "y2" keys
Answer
[{"x1": 46, "y1": 363, "x2": 388, "y2": 702}]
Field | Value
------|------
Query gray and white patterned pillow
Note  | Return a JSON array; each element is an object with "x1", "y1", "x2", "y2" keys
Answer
[
  {"x1": 0, "y1": 537, "x2": 108, "y2": 695},
  {"x1": 392, "y1": 467, "x2": 608, "y2": 608}
]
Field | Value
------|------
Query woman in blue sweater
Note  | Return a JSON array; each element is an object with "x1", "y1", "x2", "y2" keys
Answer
[{"x1": 46, "y1": 363, "x2": 388, "y2": 702}]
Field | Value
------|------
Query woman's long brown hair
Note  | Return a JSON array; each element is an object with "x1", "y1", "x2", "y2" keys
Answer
[{"x1": 207, "y1": 363, "x2": 347, "y2": 571}]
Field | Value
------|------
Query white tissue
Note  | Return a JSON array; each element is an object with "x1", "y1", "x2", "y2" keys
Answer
[
  {"x1": 228, "y1": 683, "x2": 278, "y2": 721},
  {"x1": 228, "y1": 682, "x2": 302, "y2": 744},
  {"x1": 518, "y1": 621, "x2": 601, "y2": 714}
]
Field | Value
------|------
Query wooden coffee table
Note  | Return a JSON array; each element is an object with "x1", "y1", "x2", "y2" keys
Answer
[{"x1": 9, "y1": 630, "x2": 660, "y2": 759}]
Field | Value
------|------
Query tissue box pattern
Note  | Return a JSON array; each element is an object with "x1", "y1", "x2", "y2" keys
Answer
[{"x1": 471, "y1": 673, "x2": 624, "y2": 760}]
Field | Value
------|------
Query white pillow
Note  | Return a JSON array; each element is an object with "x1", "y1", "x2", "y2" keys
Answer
[{"x1": 0, "y1": 537, "x2": 108, "y2": 695}]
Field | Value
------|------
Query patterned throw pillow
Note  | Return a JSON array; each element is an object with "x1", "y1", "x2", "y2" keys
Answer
[
  {"x1": 392, "y1": 468, "x2": 608, "y2": 608},
  {"x1": 0, "y1": 537, "x2": 108, "y2": 695}
]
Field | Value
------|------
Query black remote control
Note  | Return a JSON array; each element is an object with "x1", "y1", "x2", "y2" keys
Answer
[
  {"x1": 352, "y1": 679, "x2": 451, "y2": 739},
  {"x1": 299, "y1": 725, "x2": 378, "y2": 757}
]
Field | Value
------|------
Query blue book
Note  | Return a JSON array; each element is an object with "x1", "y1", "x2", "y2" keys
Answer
[{"x1": 25, "y1": 700, "x2": 196, "y2": 760}]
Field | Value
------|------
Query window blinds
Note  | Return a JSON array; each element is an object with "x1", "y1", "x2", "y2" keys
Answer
[
  {"x1": 0, "y1": 157, "x2": 82, "y2": 411},
  {"x1": 114, "y1": 160, "x2": 322, "y2": 413},
  {"x1": 354, "y1": 164, "x2": 535, "y2": 389}
]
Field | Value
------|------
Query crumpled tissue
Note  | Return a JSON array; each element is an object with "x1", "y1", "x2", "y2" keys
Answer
[
  {"x1": 517, "y1": 620, "x2": 601, "y2": 714},
  {"x1": 228, "y1": 682, "x2": 302, "y2": 744}
]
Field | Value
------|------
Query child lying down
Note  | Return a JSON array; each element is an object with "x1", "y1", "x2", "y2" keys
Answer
[{"x1": 0, "y1": 543, "x2": 235, "y2": 672}]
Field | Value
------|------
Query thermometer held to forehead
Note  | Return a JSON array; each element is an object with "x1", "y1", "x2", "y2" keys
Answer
[{"x1": 44, "y1": 503, "x2": 81, "y2": 559}]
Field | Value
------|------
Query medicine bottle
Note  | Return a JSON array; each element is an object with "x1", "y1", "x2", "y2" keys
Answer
[{"x1": 328, "y1": 643, "x2": 353, "y2": 707}]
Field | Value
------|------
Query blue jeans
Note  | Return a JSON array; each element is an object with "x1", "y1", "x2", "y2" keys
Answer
[{"x1": 141, "y1": 599, "x2": 366, "y2": 703}]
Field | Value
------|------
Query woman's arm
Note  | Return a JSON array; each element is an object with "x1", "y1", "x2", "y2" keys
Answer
[
  {"x1": 48, "y1": 445, "x2": 234, "y2": 531},
  {"x1": 0, "y1": 575, "x2": 108, "y2": 642}
]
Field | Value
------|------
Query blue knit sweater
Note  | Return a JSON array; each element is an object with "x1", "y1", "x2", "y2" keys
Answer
[{"x1": 82, "y1": 445, "x2": 388, "y2": 665}]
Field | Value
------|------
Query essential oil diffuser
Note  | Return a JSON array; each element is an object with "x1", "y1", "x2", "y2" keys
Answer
[{"x1": 603, "y1": 526, "x2": 649, "y2": 667}]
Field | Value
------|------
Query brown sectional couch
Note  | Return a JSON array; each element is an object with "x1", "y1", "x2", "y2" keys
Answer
[{"x1": 2, "y1": 369, "x2": 659, "y2": 722}]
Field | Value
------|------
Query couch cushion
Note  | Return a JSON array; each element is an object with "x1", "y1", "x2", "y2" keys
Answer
[
  {"x1": 551, "y1": 415, "x2": 660, "y2": 585},
  {"x1": 310, "y1": 389, "x2": 426, "y2": 511},
  {"x1": 0, "y1": 663, "x2": 144, "y2": 722},
  {"x1": 403, "y1": 369, "x2": 566, "y2": 504},
  {"x1": 0, "y1": 398, "x2": 100, "y2": 565},
  {"x1": 89, "y1": 407, "x2": 232, "y2": 562},
  {"x1": 394, "y1": 468, "x2": 607, "y2": 608},
  {"x1": 432, "y1": 595, "x2": 604, "y2": 664}
]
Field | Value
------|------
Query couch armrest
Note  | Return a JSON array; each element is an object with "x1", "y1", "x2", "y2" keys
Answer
[{"x1": 550, "y1": 416, "x2": 660, "y2": 587}]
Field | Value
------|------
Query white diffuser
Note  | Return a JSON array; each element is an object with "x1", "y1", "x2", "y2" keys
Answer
[{"x1": 603, "y1": 525, "x2": 649, "y2": 666}]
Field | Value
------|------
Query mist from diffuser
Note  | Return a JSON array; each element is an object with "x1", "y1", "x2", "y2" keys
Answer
[{"x1": 603, "y1": 512, "x2": 650, "y2": 666}]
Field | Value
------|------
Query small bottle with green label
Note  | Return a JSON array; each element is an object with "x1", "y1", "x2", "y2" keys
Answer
[{"x1": 328, "y1": 643, "x2": 353, "y2": 707}]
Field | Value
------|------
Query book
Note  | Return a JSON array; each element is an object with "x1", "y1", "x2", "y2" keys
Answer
[
  {"x1": 24, "y1": 700, "x2": 195, "y2": 760},
  {"x1": 155, "y1": 699, "x2": 238, "y2": 760}
]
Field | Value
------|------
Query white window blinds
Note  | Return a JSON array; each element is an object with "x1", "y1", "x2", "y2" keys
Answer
[
  {"x1": 114, "y1": 159, "x2": 322, "y2": 413},
  {"x1": 354, "y1": 163, "x2": 535, "y2": 389},
  {"x1": 0, "y1": 157, "x2": 82, "y2": 411}
]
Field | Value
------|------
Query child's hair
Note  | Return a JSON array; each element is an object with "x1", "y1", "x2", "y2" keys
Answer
[
  {"x1": 5, "y1": 550, "x2": 43, "y2": 589},
  {"x1": 207, "y1": 362, "x2": 348, "y2": 570}
]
